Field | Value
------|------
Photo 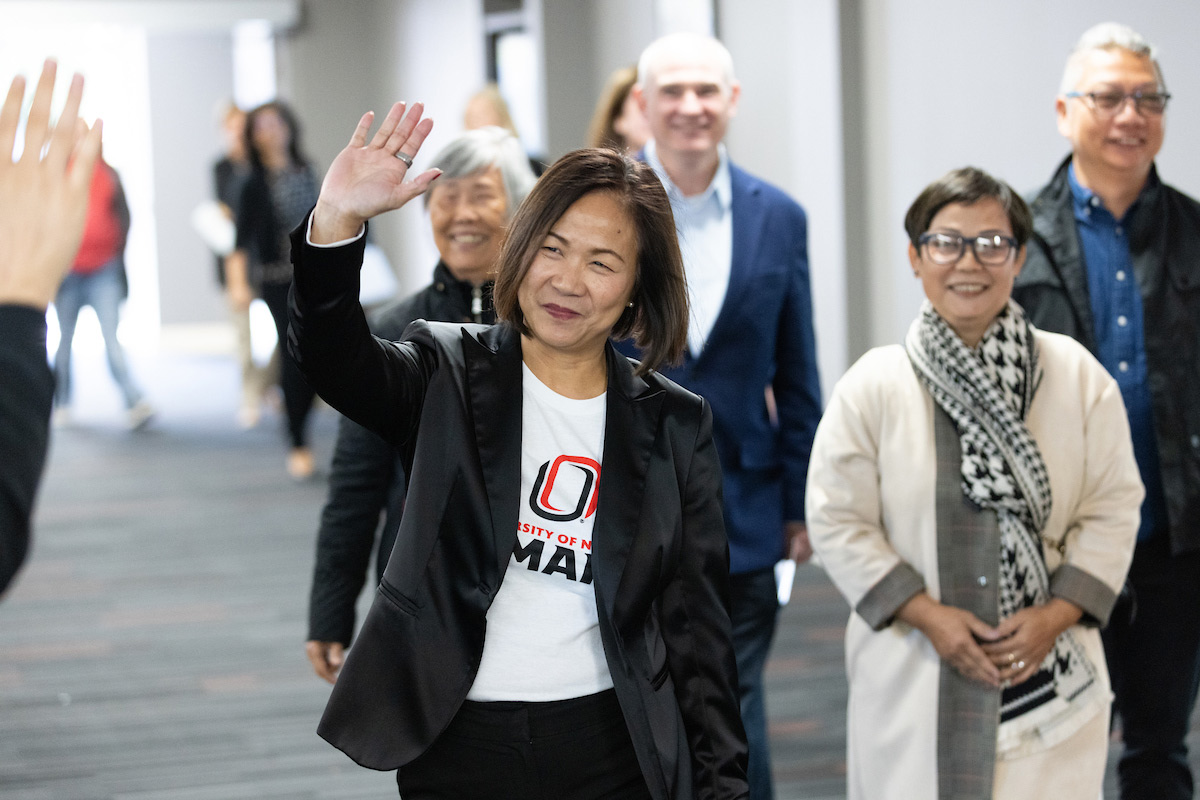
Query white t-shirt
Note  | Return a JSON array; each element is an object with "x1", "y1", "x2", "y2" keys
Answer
[{"x1": 466, "y1": 365, "x2": 613, "y2": 701}]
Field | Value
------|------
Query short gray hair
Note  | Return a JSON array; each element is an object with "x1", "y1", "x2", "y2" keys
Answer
[
  {"x1": 1059, "y1": 22, "x2": 1165, "y2": 94},
  {"x1": 636, "y1": 32, "x2": 736, "y2": 90},
  {"x1": 423, "y1": 126, "x2": 536, "y2": 218}
]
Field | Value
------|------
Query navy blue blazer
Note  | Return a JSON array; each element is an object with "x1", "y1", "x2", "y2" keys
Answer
[{"x1": 621, "y1": 162, "x2": 822, "y2": 574}]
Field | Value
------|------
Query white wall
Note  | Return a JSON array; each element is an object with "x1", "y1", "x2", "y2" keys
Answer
[
  {"x1": 720, "y1": 0, "x2": 847, "y2": 397},
  {"x1": 146, "y1": 31, "x2": 237, "y2": 327}
]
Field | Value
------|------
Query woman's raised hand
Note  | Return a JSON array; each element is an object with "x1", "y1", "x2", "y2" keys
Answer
[{"x1": 310, "y1": 101, "x2": 440, "y2": 244}]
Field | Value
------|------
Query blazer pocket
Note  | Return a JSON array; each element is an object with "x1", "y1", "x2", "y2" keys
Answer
[
  {"x1": 377, "y1": 578, "x2": 421, "y2": 617},
  {"x1": 650, "y1": 661, "x2": 670, "y2": 691}
]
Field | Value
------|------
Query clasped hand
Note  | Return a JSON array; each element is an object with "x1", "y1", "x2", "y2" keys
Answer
[
  {"x1": 898, "y1": 593, "x2": 1082, "y2": 688},
  {"x1": 310, "y1": 101, "x2": 443, "y2": 244}
]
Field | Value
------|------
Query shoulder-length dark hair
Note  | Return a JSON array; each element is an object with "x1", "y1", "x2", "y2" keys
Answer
[
  {"x1": 492, "y1": 148, "x2": 688, "y2": 375},
  {"x1": 244, "y1": 100, "x2": 309, "y2": 172},
  {"x1": 903, "y1": 166, "x2": 1032, "y2": 248}
]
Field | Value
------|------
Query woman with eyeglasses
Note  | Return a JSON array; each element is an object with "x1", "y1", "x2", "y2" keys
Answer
[{"x1": 805, "y1": 166, "x2": 1142, "y2": 799}]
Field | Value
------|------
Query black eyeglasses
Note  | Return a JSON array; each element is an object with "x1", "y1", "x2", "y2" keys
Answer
[
  {"x1": 917, "y1": 232, "x2": 1019, "y2": 266},
  {"x1": 1065, "y1": 90, "x2": 1171, "y2": 117}
]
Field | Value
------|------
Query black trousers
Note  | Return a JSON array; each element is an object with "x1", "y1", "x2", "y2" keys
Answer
[
  {"x1": 259, "y1": 281, "x2": 315, "y2": 449},
  {"x1": 1104, "y1": 533, "x2": 1200, "y2": 800},
  {"x1": 396, "y1": 689, "x2": 652, "y2": 800}
]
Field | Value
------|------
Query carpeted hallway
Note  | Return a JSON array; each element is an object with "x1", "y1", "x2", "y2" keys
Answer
[{"x1": 0, "y1": 346, "x2": 1186, "y2": 798}]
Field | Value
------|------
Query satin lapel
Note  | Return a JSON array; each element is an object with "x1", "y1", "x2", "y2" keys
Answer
[
  {"x1": 591, "y1": 345, "x2": 665, "y2": 616},
  {"x1": 700, "y1": 165, "x2": 761, "y2": 363},
  {"x1": 466, "y1": 326, "x2": 524, "y2": 575}
]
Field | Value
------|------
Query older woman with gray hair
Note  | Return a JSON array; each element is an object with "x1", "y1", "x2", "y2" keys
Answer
[
  {"x1": 306, "y1": 125, "x2": 536, "y2": 682},
  {"x1": 806, "y1": 166, "x2": 1142, "y2": 799}
]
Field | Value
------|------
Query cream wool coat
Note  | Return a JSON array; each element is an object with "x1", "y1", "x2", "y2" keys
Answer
[{"x1": 806, "y1": 330, "x2": 1142, "y2": 800}]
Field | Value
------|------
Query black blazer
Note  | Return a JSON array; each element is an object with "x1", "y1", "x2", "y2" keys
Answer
[{"x1": 288, "y1": 227, "x2": 749, "y2": 800}]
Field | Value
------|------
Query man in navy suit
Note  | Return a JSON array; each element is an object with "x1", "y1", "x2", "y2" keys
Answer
[{"x1": 629, "y1": 32, "x2": 822, "y2": 800}]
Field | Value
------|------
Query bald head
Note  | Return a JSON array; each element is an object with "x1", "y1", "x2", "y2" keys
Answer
[{"x1": 637, "y1": 32, "x2": 736, "y2": 90}]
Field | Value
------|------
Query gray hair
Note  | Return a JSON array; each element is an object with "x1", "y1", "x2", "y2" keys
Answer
[
  {"x1": 423, "y1": 126, "x2": 536, "y2": 218},
  {"x1": 1059, "y1": 22, "x2": 1166, "y2": 94},
  {"x1": 636, "y1": 32, "x2": 736, "y2": 90}
]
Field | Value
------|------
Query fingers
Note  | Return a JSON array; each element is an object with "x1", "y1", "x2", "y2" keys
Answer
[
  {"x1": 386, "y1": 102, "x2": 433, "y2": 162},
  {"x1": 21, "y1": 59, "x2": 57, "y2": 164},
  {"x1": 0, "y1": 74, "x2": 25, "y2": 159},
  {"x1": 305, "y1": 641, "x2": 345, "y2": 684},
  {"x1": 67, "y1": 119, "x2": 102, "y2": 192},
  {"x1": 45, "y1": 71, "x2": 84, "y2": 171},
  {"x1": 356, "y1": 100, "x2": 433, "y2": 164},
  {"x1": 990, "y1": 613, "x2": 1022, "y2": 640},
  {"x1": 410, "y1": 167, "x2": 442, "y2": 192},
  {"x1": 348, "y1": 110, "x2": 375, "y2": 148},
  {"x1": 369, "y1": 101, "x2": 406, "y2": 148},
  {"x1": 1005, "y1": 655, "x2": 1040, "y2": 686}
]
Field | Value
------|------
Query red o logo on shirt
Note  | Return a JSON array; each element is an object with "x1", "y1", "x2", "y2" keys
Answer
[{"x1": 529, "y1": 455, "x2": 601, "y2": 522}]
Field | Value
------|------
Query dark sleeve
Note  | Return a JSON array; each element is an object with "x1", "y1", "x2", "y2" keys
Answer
[
  {"x1": 773, "y1": 202, "x2": 823, "y2": 521},
  {"x1": 0, "y1": 306, "x2": 54, "y2": 595},
  {"x1": 234, "y1": 175, "x2": 266, "y2": 254},
  {"x1": 307, "y1": 413, "x2": 398, "y2": 644},
  {"x1": 109, "y1": 166, "x2": 131, "y2": 252},
  {"x1": 286, "y1": 215, "x2": 435, "y2": 447},
  {"x1": 660, "y1": 398, "x2": 750, "y2": 799}
]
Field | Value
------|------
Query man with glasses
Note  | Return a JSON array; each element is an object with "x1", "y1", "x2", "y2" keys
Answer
[{"x1": 1013, "y1": 22, "x2": 1200, "y2": 800}]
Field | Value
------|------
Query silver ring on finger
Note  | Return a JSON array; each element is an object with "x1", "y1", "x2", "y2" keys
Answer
[
  {"x1": 1014, "y1": 660, "x2": 1026, "y2": 670},
  {"x1": 395, "y1": 151, "x2": 413, "y2": 168}
]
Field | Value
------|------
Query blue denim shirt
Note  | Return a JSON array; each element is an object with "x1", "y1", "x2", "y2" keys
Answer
[{"x1": 1068, "y1": 164, "x2": 1166, "y2": 540}]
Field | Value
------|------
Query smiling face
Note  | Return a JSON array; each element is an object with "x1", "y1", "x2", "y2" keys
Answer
[
  {"x1": 428, "y1": 166, "x2": 508, "y2": 285},
  {"x1": 517, "y1": 190, "x2": 639, "y2": 366},
  {"x1": 909, "y1": 198, "x2": 1025, "y2": 347},
  {"x1": 637, "y1": 55, "x2": 739, "y2": 162},
  {"x1": 1057, "y1": 47, "x2": 1164, "y2": 188}
]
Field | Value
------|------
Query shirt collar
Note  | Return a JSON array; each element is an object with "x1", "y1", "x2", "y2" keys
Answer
[
  {"x1": 1067, "y1": 161, "x2": 1151, "y2": 223},
  {"x1": 644, "y1": 139, "x2": 731, "y2": 213}
]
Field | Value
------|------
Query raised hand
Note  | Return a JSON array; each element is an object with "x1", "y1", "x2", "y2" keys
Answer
[
  {"x1": 311, "y1": 101, "x2": 440, "y2": 244},
  {"x1": 0, "y1": 59, "x2": 103, "y2": 309}
]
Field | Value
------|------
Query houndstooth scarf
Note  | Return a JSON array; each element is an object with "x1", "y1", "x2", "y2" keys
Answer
[{"x1": 906, "y1": 300, "x2": 1103, "y2": 757}]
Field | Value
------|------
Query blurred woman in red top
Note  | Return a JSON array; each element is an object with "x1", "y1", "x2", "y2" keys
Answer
[{"x1": 53, "y1": 157, "x2": 153, "y2": 430}]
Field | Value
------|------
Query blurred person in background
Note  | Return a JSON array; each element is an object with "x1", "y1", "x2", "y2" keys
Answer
[
  {"x1": 305, "y1": 126, "x2": 536, "y2": 682},
  {"x1": 224, "y1": 101, "x2": 320, "y2": 480},
  {"x1": 1, "y1": 59, "x2": 103, "y2": 594},
  {"x1": 212, "y1": 101, "x2": 276, "y2": 429},
  {"x1": 807, "y1": 167, "x2": 1141, "y2": 799},
  {"x1": 464, "y1": 82, "x2": 545, "y2": 175},
  {"x1": 52, "y1": 153, "x2": 154, "y2": 430},
  {"x1": 1013, "y1": 22, "x2": 1200, "y2": 800},
  {"x1": 587, "y1": 65, "x2": 651, "y2": 153}
]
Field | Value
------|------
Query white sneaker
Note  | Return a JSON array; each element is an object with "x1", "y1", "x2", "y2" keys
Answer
[{"x1": 127, "y1": 400, "x2": 156, "y2": 431}]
